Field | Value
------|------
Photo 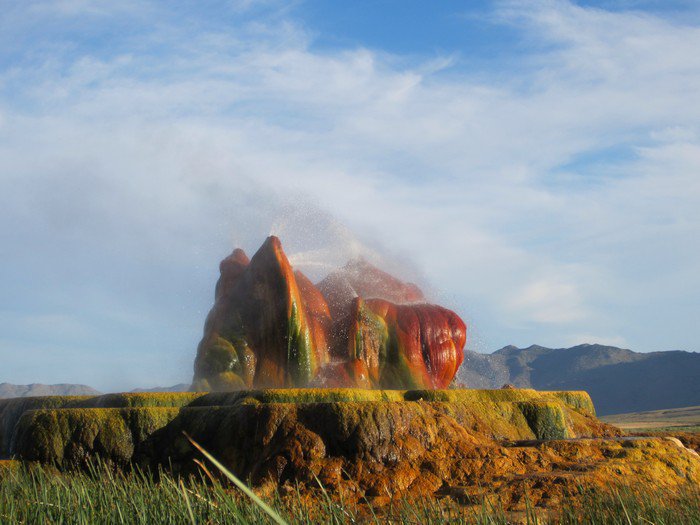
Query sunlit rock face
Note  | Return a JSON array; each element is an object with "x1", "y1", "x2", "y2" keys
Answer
[
  {"x1": 193, "y1": 236, "x2": 331, "y2": 390},
  {"x1": 193, "y1": 236, "x2": 466, "y2": 390},
  {"x1": 343, "y1": 298, "x2": 466, "y2": 389}
]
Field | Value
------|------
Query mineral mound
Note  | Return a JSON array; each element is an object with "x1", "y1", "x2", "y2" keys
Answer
[
  {"x1": 5, "y1": 238, "x2": 698, "y2": 513},
  {"x1": 193, "y1": 236, "x2": 466, "y2": 390},
  {"x1": 4, "y1": 389, "x2": 699, "y2": 510}
]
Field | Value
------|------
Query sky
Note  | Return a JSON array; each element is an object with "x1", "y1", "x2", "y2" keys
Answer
[{"x1": 1, "y1": 0, "x2": 699, "y2": 391}]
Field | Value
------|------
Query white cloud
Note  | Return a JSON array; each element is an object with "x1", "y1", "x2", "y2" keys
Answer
[
  {"x1": 506, "y1": 277, "x2": 587, "y2": 324},
  {"x1": 1, "y1": 0, "x2": 699, "y2": 388}
]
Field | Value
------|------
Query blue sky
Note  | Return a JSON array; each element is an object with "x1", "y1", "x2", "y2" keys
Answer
[{"x1": 1, "y1": 0, "x2": 699, "y2": 391}]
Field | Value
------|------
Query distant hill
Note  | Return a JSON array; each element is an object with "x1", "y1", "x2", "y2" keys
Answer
[
  {"x1": 130, "y1": 383, "x2": 190, "y2": 393},
  {"x1": 0, "y1": 383, "x2": 101, "y2": 399},
  {"x1": 0, "y1": 382, "x2": 193, "y2": 398},
  {"x1": 459, "y1": 344, "x2": 700, "y2": 415}
]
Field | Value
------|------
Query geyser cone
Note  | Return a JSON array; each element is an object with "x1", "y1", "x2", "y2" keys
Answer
[
  {"x1": 193, "y1": 236, "x2": 466, "y2": 391},
  {"x1": 193, "y1": 236, "x2": 331, "y2": 390},
  {"x1": 346, "y1": 298, "x2": 466, "y2": 389}
]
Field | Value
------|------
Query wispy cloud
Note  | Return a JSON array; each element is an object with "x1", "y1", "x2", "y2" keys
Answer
[{"x1": 1, "y1": 0, "x2": 698, "y2": 388}]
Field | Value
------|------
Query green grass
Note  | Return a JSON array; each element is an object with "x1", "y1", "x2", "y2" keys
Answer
[
  {"x1": 556, "y1": 485, "x2": 700, "y2": 525},
  {"x1": 0, "y1": 458, "x2": 698, "y2": 524}
]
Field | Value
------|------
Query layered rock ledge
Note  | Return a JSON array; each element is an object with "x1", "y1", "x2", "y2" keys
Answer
[{"x1": 3, "y1": 388, "x2": 698, "y2": 507}]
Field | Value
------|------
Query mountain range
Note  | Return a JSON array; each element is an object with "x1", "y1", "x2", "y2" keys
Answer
[
  {"x1": 2, "y1": 345, "x2": 698, "y2": 416},
  {"x1": 0, "y1": 383, "x2": 101, "y2": 399},
  {"x1": 0, "y1": 383, "x2": 191, "y2": 399},
  {"x1": 130, "y1": 384, "x2": 190, "y2": 393},
  {"x1": 458, "y1": 344, "x2": 700, "y2": 415}
]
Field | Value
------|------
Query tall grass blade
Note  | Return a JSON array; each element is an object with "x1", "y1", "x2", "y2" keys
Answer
[
  {"x1": 180, "y1": 479, "x2": 197, "y2": 525},
  {"x1": 184, "y1": 432, "x2": 289, "y2": 525}
]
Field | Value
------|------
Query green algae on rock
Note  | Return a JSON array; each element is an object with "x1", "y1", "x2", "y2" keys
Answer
[
  {"x1": 76, "y1": 392, "x2": 205, "y2": 408},
  {"x1": 517, "y1": 401, "x2": 571, "y2": 440},
  {"x1": 0, "y1": 396, "x2": 92, "y2": 458},
  {"x1": 4, "y1": 388, "x2": 698, "y2": 507},
  {"x1": 116, "y1": 391, "x2": 618, "y2": 482},
  {"x1": 2, "y1": 388, "x2": 609, "y2": 465},
  {"x1": 13, "y1": 407, "x2": 181, "y2": 468},
  {"x1": 189, "y1": 388, "x2": 406, "y2": 407},
  {"x1": 0, "y1": 392, "x2": 205, "y2": 460}
]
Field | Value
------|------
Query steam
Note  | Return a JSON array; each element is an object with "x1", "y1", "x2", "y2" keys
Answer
[{"x1": 265, "y1": 202, "x2": 427, "y2": 289}]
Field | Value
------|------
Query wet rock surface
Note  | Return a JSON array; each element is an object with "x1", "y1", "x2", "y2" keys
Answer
[
  {"x1": 2, "y1": 389, "x2": 698, "y2": 509},
  {"x1": 193, "y1": 237, "x2": 467, "y2": 390}
]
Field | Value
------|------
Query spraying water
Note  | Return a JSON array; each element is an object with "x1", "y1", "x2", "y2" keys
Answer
[{"x1": 266, "y1": 204, "x2": 419, "y2": 286}]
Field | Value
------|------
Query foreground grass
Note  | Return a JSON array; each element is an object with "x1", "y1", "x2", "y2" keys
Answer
[{"x1": 0, "y1": 461, "x2": 698, "y2": 524}]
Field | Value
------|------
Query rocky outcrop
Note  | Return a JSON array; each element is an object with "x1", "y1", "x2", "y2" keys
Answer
[
  {"x1": 193, "y1": 237, "x2": 466, "y2": 391},
  {"x1": 14, "y1": 407, "x2": 181, "y2": 467},
  {"x1": 4, "y1": 389, "x2": 699, "y2": 510},
  {"x1": 338, "y1": 298, "x2": 466, "y2": 389},
  {"x1": 0, "y1": 392, "x2": 202, "y2": 459},
  {"x1": 4, "y1": 389, "x2": 611, "y2": 465},
  {"x1": 155, "y1": 409, "x2": 696, "y2": 507},
  {"x1": 193, "y1": 237, "x2": 332, "y2": 390},
  {"x1": 144, "y1": 392, "x2": 697, "y2": 508}
]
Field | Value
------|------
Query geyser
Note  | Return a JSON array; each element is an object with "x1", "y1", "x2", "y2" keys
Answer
[
  {"x1": 6, "y1": 236, "x2": 696, "y2": 507},
  {"x1": 192, "y1": 236, "x2": 466, "y2": 390}
]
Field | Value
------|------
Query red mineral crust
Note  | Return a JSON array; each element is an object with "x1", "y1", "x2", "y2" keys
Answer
[
  {"x1": 342, "y1": 298, "x2": 466, "y2": 389},
  {"x1": 193, "y1": 237, "x2": 466, "y2": 390},
  {"x1": 193, "y1": 236, "x2": 331, "y2": 390},
  {"x1": 293, "y1": 270, "x2": 333, "y2": 359}
]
